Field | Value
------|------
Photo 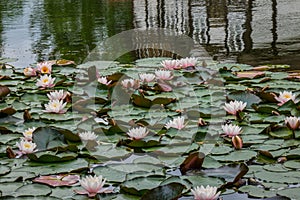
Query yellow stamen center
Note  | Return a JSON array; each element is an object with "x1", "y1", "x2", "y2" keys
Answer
[
  {"x1": 283, "y1": 94, "x2": 291, "y2": 99},
  {"x1": 43, "y1": 78, "x2": 49, "y2": 83},
  {"x1": 41, "y1": 66, "x2": 49, "y2": 73},
  {"x1": 24, "y1": 143, "x2": 31, "y2": 149},
  {"x1": 24, "y1": 131, "x2": 32, "y2": 136}
]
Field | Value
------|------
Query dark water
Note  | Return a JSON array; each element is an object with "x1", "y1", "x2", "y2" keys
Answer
[{"x1": 0, "y1": 0, "x2": 300, "y2": 68}]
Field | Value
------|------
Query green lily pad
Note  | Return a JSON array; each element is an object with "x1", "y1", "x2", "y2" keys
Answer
[
  {"x1": 239, "y1": 185, "x2": 277, "y2": 198},
  {"x1": 14, "y1": 184, "x2": 52, "y2": 197},
  {"x1": 277, "y1": 187, "x2": 300, "y2": 199}
]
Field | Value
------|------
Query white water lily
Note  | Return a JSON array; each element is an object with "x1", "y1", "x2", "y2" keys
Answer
[
  {"x1": 44, "y1": 99, "x2": 67, "y2": 113},
  {"x1": 221, "y1": 124, "x2": 242, "y2": 137},
  {"x1": 75, "y1": 175, "x2": 109, "y2": 197},
  {"x1": 139, "y1": 73, "x2": 156, "y2": 83},
  {"x1": 275, "y1": 91, "x2": 297, "y2": 106},
  {"x1": 98, "y1": 76, "x2": 112, "y2": 85},
  {"x1": 23, "y1": 67, "x2": 37, "y2": 77},
  {"x1": 161, "y1": 59, "x2": 180, "y2": 70},
  {"x1": 37, "y1": 61, "x2": 52, "y2": 74},
  {"x1": 79, "y1": 131, "x2": 98, "y2": 141},
  {"x1": 36, "y1": 74, "x2": 55, "y2": 89},
  {"x1": 223, "y1": 100, "x2": 247, "y2": 115},
  {"x1": 191, "y1": 185, "x2": 220, "y2": 200},
  {"x1": 165, "y1": 116, "x2": 185, "y2": 130},
  {"x1": 285, "y1": 116, "x2": 300, "y2": 130},
  {"x1": 155, "y1": 69, "x2": 173, "y2": 80},
  {"x1": 22, "y1": 127, "x2": 36, "y2": 141},
  {"x1": 121, "y1": 78, "x2": 140, "y2": 89},
  {"x1": 179, "y1": 57, "x2": 198, "y2": 68},
  {"x1": 127, "y1": 127, "x2": 149, "y2": 140},
  {"x1": 47, "y1": 90, "x2": 67, "y2": 101},
  {"x1": 16, "y1": 139, "x2": 37, "y2": 155}
]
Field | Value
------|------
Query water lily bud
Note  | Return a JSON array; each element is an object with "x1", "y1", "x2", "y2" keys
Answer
[
  {"x1": 232, "y1": 135, "x2": 243, "y2": 150},
  {"x1": 277, "y1": 156, "x2": 287, "y2": 163},
  {"x1": 198, "y1": 118, "x2": 207, "y2": 126}
]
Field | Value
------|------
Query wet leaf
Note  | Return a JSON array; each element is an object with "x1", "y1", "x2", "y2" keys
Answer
[
  {"x1": 15, "y1": 183, "x2": 52, "y2": 197},
  {"x1": 235, "y1": 71, "x2": 265, "y2": 79},
  {"x1": 141, "y1": 183, "x2": 184, "y2": 200},
  {"x1": 0, "y1": 85, "x2": 10, "y2": 98},
  {"x1": 180, "y1": 152, "x2": 205, "y2": 175},
  {"x1": 33, "y1": 174, "x2": 80, "y2": 187}
]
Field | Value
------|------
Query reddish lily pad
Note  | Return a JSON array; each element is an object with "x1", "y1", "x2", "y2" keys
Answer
[
  {"x1": 33, "y1": 174, "x2": 80, "y2": 187},
  {"x1": 0, "y1": 85, "x2": 10, "y2": 98},
  {"x1": 235, "y1": 71, "x2": 265, "y2": 79}
]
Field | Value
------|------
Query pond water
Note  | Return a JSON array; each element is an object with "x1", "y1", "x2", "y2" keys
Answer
[{"x1": 0, "y1": 0, "x2": 300, "y2": 68}]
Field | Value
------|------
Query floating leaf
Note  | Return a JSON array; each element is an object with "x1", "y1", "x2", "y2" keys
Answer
[
  {"x1": 33, "y1": 174, "x2": 80, "y2": 187},
  {"x1": 0, "y1": 85, "x2": 10, "y2": 98},
  {"x1": 277, "y1": 187, "x2": 300, "y2": 199},
  {"x1": 15, "y1": 183, "x2": 52, "y2": 197},
  {"x1": 235, "y1": 71, "x2": 265, "y2": 79},
  {"x1": 27, "y1": 152, "x2": 77, "y2": 163},
  {"x1": 141, "y1": 183, "x2": 184, "y2": 200},
  {"x1": 180, "y1": 152, "x2": 205, "y2": 175}
]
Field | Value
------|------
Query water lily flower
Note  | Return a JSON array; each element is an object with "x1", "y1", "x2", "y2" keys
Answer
[
  {"x1": 79, "y1": 131, "x2": 98, "y2": 141},
  {"x1": 179, "y1": 57, "x2": 198, "y2": 69},
  {"x1": 22, "y1": 127, "x2": 36, "y2": 141},
  {"x1": 223, "y1": 100, "x2": 247, "y2": 115},
  {"x1": 36, "y1": 74, "x2": 56, "y2": 89},
  {"x1": 37, "y1": 61, "x2": 52, "y2": 74},
  {"x1": 275, "y1": 91, "x2": 297, "y2": 106},
  {"x1": 191, "y1": 185, "x2": 220, "y2": 200},
  {"x1": 47, "y1": 90, "x2": 68, "y2": 101},
  {"x1": 161, "y1": 59, "x2": 180, "y2": 70},
  {"x1": 165, "y1": 116, "x2": 185, "y2": 130},
  {"x1": 23, "y1": 67, "x2": 37, "y2": 77},
  {"x1": 75, "y1": 175, "x2": 109, "y2": 198},
  {"x1": 121, "y1": 78, "x2": 140, "y2": 89},
  {"x1": 232, "y1": 135, "x2": 243, "y2": 150},
  {"x1": 44, "y1": 99, "x2": 67, "y2": 114},
  {"x1": 285, "y1": 116, "x2": 300, "y2": 130},
  {"x1": 155, "y1": 69, "x2": 174, "y2": 81},
  {"x1": 127, "y1": 126, "x2": 149, "y2": 140},
  {"x1": 221, "y1": 124, "x2": 242, "y2": 137},
  {"x1": 16, "y1": 139, "x2": 37, "y2": 155},
  {"x1": 139, "y1": 73, "x2": 156, "y2": 83},
  {"x1": 98, "y1": 76, "x2": 112, "y2": 85}
]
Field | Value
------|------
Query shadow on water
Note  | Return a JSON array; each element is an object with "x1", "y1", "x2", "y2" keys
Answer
[{"x1": 0, "y1": 0, "x2": 299, "y2": 68}]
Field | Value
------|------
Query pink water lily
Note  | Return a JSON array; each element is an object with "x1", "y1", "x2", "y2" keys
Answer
[
  {"x1": 223, "y1": 100, "x2": 247, "y2": 115},
  {"x1": 23, "y1": 67, "x2": 37, "y2": 77},
  {"x1": 74, "y1": 175, "x2": 112, "y2": 197},
  {"x1": 79, "y1": 131, "x2": 98, "y2": 141},
  {"x1": 191, "y1": 185, "x2": 220, "y2": 200},
  {"x1": 47, "y1": 90, "x2": 68, "y2": 101},
  {"x1": 139, "y1": 73, "x2": 156, "y2": 83},
  {"x1": 155, "y1": 69, "x2": 173, "y2": 80},
  {"x1": 121, "y1": 78, "x2": 140, "y2": 89},
  {"x1": 275, "y1": 91, "x2": 297, "y2": 106},
  {"x1": 285, "y1": 116, "x2": 300, "y2": 130},
  {"x1": 44, "y1": 99, "x2": 67, "y2": 114},
  {"x1": 179, "y1": 57, "x2": 198, "y2": 68},
  {"x1": 165, "y1": 116, "x2": 185, "y2": 130},
  {"x1": 127, "y1": 127, "x2": 149, "y2": 140},
  {"x1": 36, "y1": 74, "x2": 55, "y2": 89},
  {"x1": 98, "y1": 76, "x2": 112, "y2": 85},
  {"x1": 22, "y1": 127, "x2": 36, "y2": 141},
  {"x1": 161, "y1": 59, "x2": 180, "y2": 70},
  {"x1": 16, "y1": 139, "x2": 37, "y2": 155},
  {"x1": 221, "y1": 124, "x2": 242, "y2": 137},
  {"x1": 37, "y1": 61, "x2": 52, "y2": 74}
]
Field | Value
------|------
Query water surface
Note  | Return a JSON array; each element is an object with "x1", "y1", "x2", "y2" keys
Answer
[{"x1": 0, "y1": 0, "x2": 299, "y2": 68}]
